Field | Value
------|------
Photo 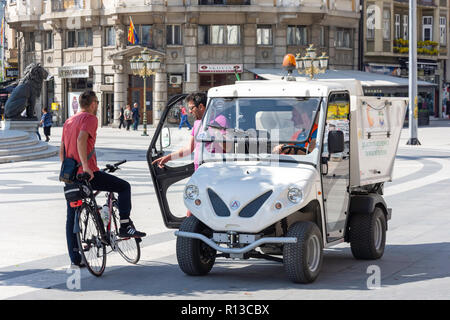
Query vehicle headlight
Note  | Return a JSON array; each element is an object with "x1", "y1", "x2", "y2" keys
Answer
[
  {"x1": 287, "y1": 187, "x2": 303, "y2": 204},
  {"x1": 184, "y1": 185, "x2": 199, "y2": 200}
]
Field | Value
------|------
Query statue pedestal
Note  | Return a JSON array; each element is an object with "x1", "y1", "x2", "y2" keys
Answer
[{"x1": 1, "y1": 120, "x2": 40, "y2": 133}]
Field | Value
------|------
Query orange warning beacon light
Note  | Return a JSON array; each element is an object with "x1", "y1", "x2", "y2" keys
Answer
[
  {"x1": 283, "y1": 54, "x2": 297, "y2": 71},
  {"x1": 283, "y1": 54, "x2": 297, "y2": 79}
]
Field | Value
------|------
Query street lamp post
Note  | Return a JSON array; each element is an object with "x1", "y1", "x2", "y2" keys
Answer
[
  {"x1": 130, "y1": 48, "x2": 161, "y2": 136},
  {"x1": 295, "y1": 44, "x2": 329, "y2": 79}
]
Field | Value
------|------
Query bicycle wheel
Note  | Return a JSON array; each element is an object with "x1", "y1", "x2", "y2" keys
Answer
[
  {"x1": 112, "y1": 203, "x2": 141, "y2": 264},
  {"x1": 76, "y1": 204, "x2": 107, "y2": 277}
]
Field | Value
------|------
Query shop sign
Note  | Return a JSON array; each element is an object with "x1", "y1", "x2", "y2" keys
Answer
[
  {"x1": 58, "y1": 66, "x2": 90, "y2": 79},
  {"x1": 51, "y1": 103, "x2": 60, "y2": 111},
  {"x1": 365, "y1": 65, "x2": 401, "y2": 77},
  {"x1": 198, "y1": 64, "x2": 243, "y2": 74},
  {"x1": 5, "y1": 67, "x2": 19, "y2": 78}
]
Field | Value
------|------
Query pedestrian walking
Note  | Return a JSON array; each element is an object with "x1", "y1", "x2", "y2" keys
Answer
[
  {"x1": 178, "y1": 105, "x2": 192, "y2": 130},
  {"x1": 132, "y1": 103, "x2": 140, "y2": 131},
  {"x1": 39, "y1": 107, "x2": 53, "y2": 142},
  {"x1": 59, "y1": 90, "x2": 146, "y2": 267},
  {"x1": 118, "y1": 106, "x2": 125, "y2": 129},
  {"x1": 124, "y1": 104, "x2": 133, "y2": 131}
]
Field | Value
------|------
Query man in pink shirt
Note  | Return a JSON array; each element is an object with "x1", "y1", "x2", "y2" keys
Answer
[
  {"x1": 61, "y1": 90, "x2": 146, "y2": 267},
  {"x1": 153, "y1": 93, "x2": 207, "y2": 170}
]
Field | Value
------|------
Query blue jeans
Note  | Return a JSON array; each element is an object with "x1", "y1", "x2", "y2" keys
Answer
[
  {"x1": 179, "y1": 114, "x2": 192, "y2": 129},
  {"x1": 133, "y1": 118, "x2": 139, "y2": 130},
  {"x1": 65, "y1": 171, "x2": 132, "y2": 264}
]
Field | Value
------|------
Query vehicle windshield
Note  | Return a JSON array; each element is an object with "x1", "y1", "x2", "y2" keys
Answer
[{"x1": 196, "y1": 97, "x2": 321, "y2": 162}]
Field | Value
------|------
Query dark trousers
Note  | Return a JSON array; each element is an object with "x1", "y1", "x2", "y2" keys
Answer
[
  {"x1": 133, "y1": 118, "x2": 139, "y2": 130},
  {"x1": 43, "y1": 126, "x2": 51, "y2": 141},
  {"x1": 119, "y1": 118, "x2": 125, "y2": 129},
  {"x1": 65, "y1": 170, "x2": 132, "y2": 264},
  {"x1": 126, "y1": 120, "x2": 132, "y2": 130}
]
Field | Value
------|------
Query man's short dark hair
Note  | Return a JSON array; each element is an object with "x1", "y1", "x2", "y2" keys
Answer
[
  {"x1": 79, "y1": 90, "x2": 97, "y2": 108},
  {"x1": 42, "y1": 107, "x2": 48, "y2": 112},
  {"x1": 186, "y1": 92, "x2": 207, "y2": 108}
]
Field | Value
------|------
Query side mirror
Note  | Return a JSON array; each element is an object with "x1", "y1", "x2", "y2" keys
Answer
[
  {"x1": 328, "y1": 130, "x2": 344, "y2": 154},
  {"x1": 161, "y1": 127, "x2": 171, "y2": 149}
]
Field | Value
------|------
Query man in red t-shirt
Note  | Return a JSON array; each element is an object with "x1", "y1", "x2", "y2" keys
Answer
[{"x1": 60, "y1": 90, "x2": 146, "y2": 267}]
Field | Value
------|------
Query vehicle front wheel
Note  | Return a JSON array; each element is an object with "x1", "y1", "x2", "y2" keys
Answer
[
  {"x1": 349, "y1": 207, "x2": 386, "y2": 260},
  {"x1": 283, "y1": 221, "x2": 323, "y2": 284},
  {"x1": 176, "y1": 216, "x2": 216, "y2": 276}
]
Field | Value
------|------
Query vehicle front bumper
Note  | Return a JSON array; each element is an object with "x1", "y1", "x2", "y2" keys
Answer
[{"x1": 175, "y1": 231, "x2": 297, "y2": 255}]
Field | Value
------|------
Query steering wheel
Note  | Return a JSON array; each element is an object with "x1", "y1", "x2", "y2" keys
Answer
[{"x1": 281, "y1": 144, "x2": 307, "y2": 155}]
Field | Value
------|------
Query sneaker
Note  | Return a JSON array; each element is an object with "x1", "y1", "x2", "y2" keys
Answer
[
  {"x1": 119, "y1": 224, "x2": 146, "y2": 238},
  {"x1": 71, "y1": 261, "x2": 86, "y2": 268}
]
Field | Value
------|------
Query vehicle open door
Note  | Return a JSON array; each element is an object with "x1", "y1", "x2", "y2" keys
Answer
[{"x1": 147, "y1": 94, "x2": 195, "y2": 229}]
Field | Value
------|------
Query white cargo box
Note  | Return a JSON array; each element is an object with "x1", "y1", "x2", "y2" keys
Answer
[{"x1": 350, "y1": 96, "x2": 408, "y2": 187}]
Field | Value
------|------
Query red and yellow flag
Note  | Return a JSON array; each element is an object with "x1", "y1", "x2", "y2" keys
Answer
[
  {"x1": 0, "y1": 19, "x2": 4, "y2": 47},
  {"x1": 127, "y1": 17, "x2": 139, "y2": 45}
]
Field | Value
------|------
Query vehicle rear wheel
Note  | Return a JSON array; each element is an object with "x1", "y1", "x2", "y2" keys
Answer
[
  {"x1": 283, "y1": 221, "x2": 323, "y2": 284},
  {"x1": 176, "y1": 216, "x2": 216, "y2": 276},
  {"x1": 349, "y1": 207, "x2": 386, "y2": 260}
]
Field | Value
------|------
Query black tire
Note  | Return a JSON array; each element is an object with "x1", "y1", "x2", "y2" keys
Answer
[
  {"x1": 283, "y1": 221, "x2": 323, "y2": 284},
  {"x1": 112, "y1": 204, "x2": 141, "y2": 264},
  {"x1": 176, "y1": 216, "x2": 216, "y2": 276},
  {"x1": 349, "y1": 207, "x2": 386, "y2": 260},
  {"x1": 76, "y1": 204, "x2": 107, "y2": 277}
]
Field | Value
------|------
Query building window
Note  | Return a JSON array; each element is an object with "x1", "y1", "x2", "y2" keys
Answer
[
  {"x1": 44, "y1": 31, "x2": 53, "y2": 50},
  {"x1": 440, "y1": 17, "x2": 446, "y2": 45},
  {"x1": 198, "y1": 25, "x2": 240, "y2": 45},
  {"x1": 336, "y1": 29, "x2": 352, "y2": 48},
  {"x1": 257, "y1": 25, "x2": 272, "y2": 45},
  {"x1": 423, "y1": 16, "x2": 433, "y2": 41},
  {"x1": 128, "y1": 24, "x2": 153, "y2": 47},
  {"x1": 226, "y1": 25, "x2": 240, "y2": 45},
  {"x1": 67, "y1": 28, "x2": 93, "y2": 48},
  {"x1": 383, "y1": 8, "x2": 390, "y2": 40},
  {"x1": 167, "y1": 25, "x2": 182, "y2": 45},
  {"x1": 25, "y1": 32, "x2": 35, "y2": 52},
  {"x1": 367, "y1": 6, "x2": 375, "y2": 40},
  {"x1": 403, "y1": 15, "x2": 409, "y2": 39},
  {"x1": 105, "y1": 26, "x2": 116, "y2": 47},
  {"x1": 287, "y1": 26, "x2": 308, "y2": 46},
  {"x1": 141, "y1": 25, "x2": 152, "y2": 47},
  {"x1": 395, "y1": 14, "x2": 401, "y2": 39}
]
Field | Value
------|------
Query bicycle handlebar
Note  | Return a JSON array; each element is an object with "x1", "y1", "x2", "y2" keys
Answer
[
  {"x1": 103, "y1": 160, "x2": 127, "y2": 173},
  {"x1": 77, "y1": 160, "x2": 127, "y2": 181}
]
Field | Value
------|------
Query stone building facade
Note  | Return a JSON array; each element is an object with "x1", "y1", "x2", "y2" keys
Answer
[
  {"x1": 6, "y1": 0, "x2": 361, "y2": 126},
  {"x1": 363, "y1": 0, "x2": 449, "y2": 118}
]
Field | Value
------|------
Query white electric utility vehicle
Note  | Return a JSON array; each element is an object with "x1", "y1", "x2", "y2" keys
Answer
[{"x1": 148, "y1": 78, "x2": 407, "y2": 283}]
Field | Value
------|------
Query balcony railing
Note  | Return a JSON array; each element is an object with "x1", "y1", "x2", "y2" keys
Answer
[
  {"x1": 199, "y1": 0, "x2": 251, "y2": 5},
  {"x1": 51, "y1": 0, "x2": 85, "y2": 11},
  {"x1": 393, "y1": 39, "x2": 439, "y2": 56}
]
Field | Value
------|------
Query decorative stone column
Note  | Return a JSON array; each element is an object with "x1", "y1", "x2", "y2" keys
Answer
[
  {"x1": 53, "y1": 28, "x2": 64, "y2": 124},
  {"x1": 113, "y1": 63, "x2": 126, "y2": 127},
  {"x1": 243, "y1": 23, "x2": 256, "y2": 80},
  {"x1": 153, "y1": 66, "x2": 167, "y2": 125},
  {"x1": 184, "y1": 23, "x2": 198, "y2": 93},
  {"x1": 92, "y1": 26, "x2": 103, "y2": 126}
]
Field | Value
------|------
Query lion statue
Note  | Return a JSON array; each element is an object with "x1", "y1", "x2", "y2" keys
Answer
[{"x1": 5, "y1": 63, "x2": 49, "y2": 119}]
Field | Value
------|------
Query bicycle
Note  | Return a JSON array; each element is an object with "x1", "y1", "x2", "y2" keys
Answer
[{"x1": 72, "y1": 160, "x2": 141, "y2": 277}]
